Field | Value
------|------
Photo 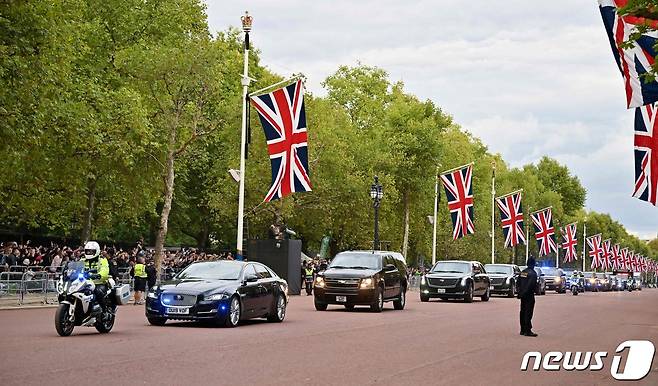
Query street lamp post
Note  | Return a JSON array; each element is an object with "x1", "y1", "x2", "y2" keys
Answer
[{"x1": 370, "y1": 176, "x2": 383, "y2": 250}]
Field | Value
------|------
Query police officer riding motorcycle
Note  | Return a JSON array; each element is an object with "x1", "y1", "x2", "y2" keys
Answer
[{"x1": 54, "y1": 241, "x2": 128, "y2": 336}]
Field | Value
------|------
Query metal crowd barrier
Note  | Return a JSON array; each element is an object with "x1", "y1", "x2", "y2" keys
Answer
[{"x1": 0, "y1": 266, "x2": 64, "y2": 305}]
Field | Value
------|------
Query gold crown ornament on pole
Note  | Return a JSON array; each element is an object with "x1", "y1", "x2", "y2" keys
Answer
[{"x1": 241, "y1": 11, "x2": 253, "y2": 32}]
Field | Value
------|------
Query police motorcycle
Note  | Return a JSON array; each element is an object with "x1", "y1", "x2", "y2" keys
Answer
[
  {"x1": 568, "y1": 273, "x2": 584, "y2": 296},
  {"x1": 55, "y1": 261, "x2": 129, "y2": 336}
]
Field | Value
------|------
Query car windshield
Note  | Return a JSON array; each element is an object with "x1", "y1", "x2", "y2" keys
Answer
[
  {"x1": 484, "y1": 264, "x2": 513, "y2": 274},
  {"x1": 431, "y1": 262, "x2": 470, "y2": 274},
  {"x1": 540, "y1": 268, "x2": 561, "y2": 276},
  {"x1": 175, "y1": 261, "x2": 243, "y2": 280},
  {"x1": 329, "y1": 253, "x2": 381, "y2": 270}
]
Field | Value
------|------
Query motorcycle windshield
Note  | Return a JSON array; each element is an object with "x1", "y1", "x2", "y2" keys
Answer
[{"x1": 65, "y1": 261, "x2": 86, "y2": 281}]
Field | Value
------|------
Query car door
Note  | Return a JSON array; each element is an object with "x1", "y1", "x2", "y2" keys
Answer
[
  {"x1": 472, "y1": 263, "x2": 484, "y2": 295},
  {"x1": 240, "y1": 264, "x2": 260, "y2": 317},
  {"x1": 382, "y1": 256, "x2": 400, "y2": 299},
  {"x1": 254, "y1": 263, "x2": 275, "y2": 314}
]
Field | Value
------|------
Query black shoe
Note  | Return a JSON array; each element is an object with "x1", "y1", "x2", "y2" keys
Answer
[
  {"x1": 520, "y1": 331, "x2": 526, "y2": 336},
  {"x1": 525, "y1": 331, "x2": 538, "y2": 337}
]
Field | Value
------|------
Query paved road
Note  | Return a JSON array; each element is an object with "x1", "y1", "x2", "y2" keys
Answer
[{"x1": 1, "y1": 289, "x2": 657, "y2": 386}]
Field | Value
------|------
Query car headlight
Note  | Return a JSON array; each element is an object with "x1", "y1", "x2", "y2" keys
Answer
[
  {"x1": 147, "y1": 291, "x2": 158, "y2": 299},
  {"x1": 315, "y1": 276, "x2": 325, "y2": 288},
  {"x1": 506, "y1": 277, "x2": 511, "y2": 285},
  {"x1": 589, "y1": 278, "x2": 595, "y2": 283},
  {"x1": 206, "y1": 293, "x2": 230, "y2": 301},
  {"x1": 555, "y1": 277, "x2": 561, "y2": 283},
  {"x1": 461, "y1": 277, "x2": 468, "y2": 286},
  {"x1": 360, "y1": 277, "x2": 374, "y2": 289},
  {"x1": 420, "y1": 276, "x2": 426, "y2": 285}
]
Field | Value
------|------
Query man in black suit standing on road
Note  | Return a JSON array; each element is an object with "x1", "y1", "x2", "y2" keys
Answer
[{"x1": 518, "y1": 256, "x2": 538, "y2": 337}]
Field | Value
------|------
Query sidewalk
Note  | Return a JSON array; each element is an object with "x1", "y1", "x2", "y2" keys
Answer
[{"x1": 0, "y1": 293, "x2": 58, "y2": 310}]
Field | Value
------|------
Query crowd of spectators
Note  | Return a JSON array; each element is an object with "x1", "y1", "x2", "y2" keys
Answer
[{"x1": 0, "y1": 240, "x2": 234, "y2": 277}]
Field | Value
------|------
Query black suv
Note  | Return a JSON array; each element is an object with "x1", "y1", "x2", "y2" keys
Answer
[
  {"x1": 420, "y1": 260, "x2": 491, "y2": 302},
  {"x1": 313, "y1": 250, "x2": 407, "y2": 312}
]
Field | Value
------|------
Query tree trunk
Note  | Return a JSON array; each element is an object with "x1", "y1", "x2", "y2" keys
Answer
[
  {"x1": 197, "y1": 222, "x2": 209, "y2": 250},
  {"x1": 154, "y1": 128, "x2": 177, "y2": 280},
  {"x1": 402, "y1": 190, "x2": 410, "y2": 259},
  {"x1": 81, "y1": 177, "x2": 97, "y2": 242}
]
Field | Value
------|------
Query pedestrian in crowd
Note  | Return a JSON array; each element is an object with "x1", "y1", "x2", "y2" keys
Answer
[
  {"x1": 131, "y1": 256, "x2": 148, "y2": 305},
  {"x1": 7, "y1": 248, "x2": 18, "y2": 269},
  {"x1": 50, "y1": 252, "x2": 62, "y2": 273},
  {"x1": 518, "y1": 256, "x2": 538, "y2": 337},
  {"x1": 146, "y1": 261, "x2": 156, "y2": 290}
]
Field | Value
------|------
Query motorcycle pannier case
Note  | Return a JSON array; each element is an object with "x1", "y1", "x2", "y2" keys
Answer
[{"x1": 114, "y1": 284, "x2": 131, "y2": 305}]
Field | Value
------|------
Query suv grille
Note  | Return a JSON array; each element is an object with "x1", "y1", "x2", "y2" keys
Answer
[
  {"x1": 325, "y1": 278, "x2": 360, "y2": 294},
  {"x1": 427, "y1": 278, "x2": 459, "y2": 288},
  {"x1": 490, "y1": 277, "x2": 506, "y2": 285},
  {"x1": 161, "y1": 293, "x2": 197, "y2": 307}
]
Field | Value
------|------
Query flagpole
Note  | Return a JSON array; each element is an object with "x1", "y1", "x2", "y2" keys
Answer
[
  {"x1": 491, "y1": 160, "x2": 496, "y2": 265},
  {"x1": 236, "y1": 11, "x2": 252, "y2": 260},
  {"x1": 582, "y1": 219, "x2": 587, "y2": 272},
  {"x1": 432, "y1": 166, "x2": 440, "y2": 266},
  {"x1": 526, "y1": 206, "x2": 531, "y2": 264},
  {"x1": 556, "y1": 225, "x2": 560, "y2": 268}
]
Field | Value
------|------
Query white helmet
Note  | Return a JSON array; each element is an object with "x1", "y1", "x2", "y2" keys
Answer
[{"x1": 83, "y1": 241, "x2": 101, "y2": 260}]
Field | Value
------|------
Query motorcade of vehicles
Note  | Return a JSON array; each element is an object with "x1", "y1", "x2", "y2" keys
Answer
[
  {"x1": 55, "y1": 261, "x2": 130, "y2": 337},
  {"x1": 583, "y1": 271, "x2": 602, "y2": 292},
  {"x1": 313, "y1": 250, "x2": 407, "y2": 312},
  {"x1": 145, "y1": 260, "x2": 289, "y2": 327},
  {"x1": 539, "y1": 267, "x2": 566, "y2": 293},
  {"x1": 484, "y1": 263, "x2": 520, "y2": 297},
  {"x1": 420, "y1": 260, "x2": 490, "y2": 303}
]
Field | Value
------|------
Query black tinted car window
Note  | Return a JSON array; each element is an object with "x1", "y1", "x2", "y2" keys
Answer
[
  {"x1": 175, "y1": 261, "x2": 243, "y2": 280},
  {"x1": 255, "y1": 264, "x2": 272, "y2": 279},
  {"x1": 330, "y1": 252, "x2": 382, "y2": 270},
  {"x1": 243, "y1": 264, "x2": 257, "y2": 279}
]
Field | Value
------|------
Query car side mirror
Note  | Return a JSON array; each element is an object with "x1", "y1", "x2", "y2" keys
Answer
[
  {"x1": 244, "y1": 273, "x2": 258, "y2": 284},
  {"x1": 385, "y1": 264, "x2": 396, "y2": 272}
]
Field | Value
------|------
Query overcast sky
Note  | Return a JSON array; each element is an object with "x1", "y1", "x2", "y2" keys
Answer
[{"x1": 206, "y1": 0, "x2": 657, "y2": 239}]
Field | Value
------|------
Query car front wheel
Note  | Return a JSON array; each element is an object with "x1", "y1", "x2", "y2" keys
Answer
[
  {"x1": 463, "y1": 283, "x2": 474, "y2": 303},
  {"x1": 393, "y1": 287, "x2": 406, "y2": 310},
  {"x1": 314, "y1": 300, "x2": 328, "y2": 311},
  {"x1": 370, "y1": 286, "x2": 384, "y2": 312},
  {"x1": 420, "y1": 294, "x2": 429, "y2": 302},
  {"x1": 224, "y1": 296, "x2": 241, "y2": 328}
]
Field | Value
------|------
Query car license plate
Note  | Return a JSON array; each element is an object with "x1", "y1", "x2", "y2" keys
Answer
[
  {"x1": 489, "y1": 286, "x2": 494, "y2": 290},
  {"x1": 436, "y1": 288, "x2": 446, "y2": 294},
  {"x1": 336, "y1": 296, "x2": 347, "y2": 302},
  {"x1": 166, "y1": 307, "x2": 189, "y2": 315}
]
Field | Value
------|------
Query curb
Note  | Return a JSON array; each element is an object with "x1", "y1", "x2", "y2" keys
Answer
[{"x1": 0, "y1": 304, "x2": 58, "y2": 311}]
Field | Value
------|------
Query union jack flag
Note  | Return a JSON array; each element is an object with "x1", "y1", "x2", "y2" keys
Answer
[
  {"x1": 250, "y1": 79, "x2": 312, "y2": 202},
  {"x1": 531, "y1": 208, "x2": 557, "y2": 257},
  {"x1": 495, "y1": 191, "x2": 525, "y2": 248},
  {"x1": 634, "y1": 104, "x2": 658, "y2": 206},
  {"x1": 612, "y1": 243, "x2": 622, "y2": 270},
  {"x1": 440, "y1": 164, "x2": 474, "y2": 240},
  {"x1": 587, "y1": 234, "x2": 604, "y2": 269},
  {"x1": 620, "y1": 247, "x2": 629, "y2": 270},
  {"x1": 626, "y1": 250, "x2": 635, "y2": 271},
  {"x1": 601, "y1": 239, "x2": 612, "y2": 271},
  {"x1": 599, "y1": 0, "x2": 658, "y2": 108},
  {"x1": 640, "y1": 256, "x2": 647, "y2": 272},
  {"x1": 560, "y1": 222, "x2": 578, "y2": 263}
]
